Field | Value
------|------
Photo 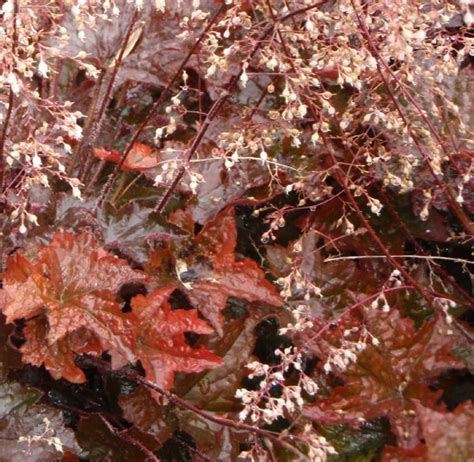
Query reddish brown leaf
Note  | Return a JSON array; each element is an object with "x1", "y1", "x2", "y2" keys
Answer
[
  {"x1": 415, "y1": 401, "x2": 474, "y2": 462},
  {"x1": 1, "y1": 231, "x2": 147, "y2": 381},
  {"x1": 146, "y1": 208, "x2": 282, "y2": 335},
  {"x1": 147, "y1": 208, "x2": 282, "y2": 335},
  {"x1": 190, "y1": 208, "x2": 282, "y2": 335},
  {"x1": 93, "y1": 147, "x2": 121, "y2": 164},
  {"x1": 0, "y1": 382, "x2": 81, "y2": 461},
  {"x1": 130, "y1": 287, "x2": 222, "y2": 391},
  {"x1": 188, "y1": 259, "x2": 282, "y2": 336},
  {"x1": 76, "y1": 414, "x2": 160, "y2": 462},
  {"x1": 181, "y1": 304, "x2": 283, "y2": 412},
  {"x1": 178, "y1": 412, "x2": 249, "y2": 461},
  {"x1": 93, "y1": 143, "x2": 158, "y2": 172},
  {"x1": 21, "y1": 318, "x2": 102, "y2": 384},
  {"x1": 194, "y1": 206, "x2": 238, "y2": 265},
  {"x1": 1, "y1": 254, "x2": 46, "y2": 322},
  {"x1": 382, "y1": 403, "x2": 474, "y2": 461},
  {"x1": 304, "y1": 309, "x2": 465, "y2": 447},
  {"x1": 118, "y1": 385, "x2": 174, "y2": 442},
  {"x1": 168, "y1": 207, "x2": 195, "y2": 235}
]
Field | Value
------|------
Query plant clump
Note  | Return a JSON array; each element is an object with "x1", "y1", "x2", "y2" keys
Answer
[{"x1": 0, "y1": 0, "x2": 472, "y2": 461}]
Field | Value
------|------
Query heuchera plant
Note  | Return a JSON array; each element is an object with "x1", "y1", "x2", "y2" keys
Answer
[{"x1": 0, "y1": 0, "x2": 472, "y2": 461}]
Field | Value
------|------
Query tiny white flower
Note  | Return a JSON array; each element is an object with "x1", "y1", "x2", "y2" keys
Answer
[
  {"x1": 155, "y1": 127, "x2": 164, "y2": 140},
  {"x1": 32, "y1": 154, "x2": 42, "y2": 168},
  {"x1": 311, "y1": 131, "x2": 320, "y2": 144},
  {"x1": 72, "y1": 185, "x2": 83, "y2": 200},
  {"x1": 26, "y1": 212, "x2": 39, "y2": 226},
  {"x1": 2, "y1": 0, "x2": 13, "y2": 18},
  {"x1": 305, "y1": 19, "x2": 315, "y2": 32},
  {"x1": 206, "y1": 64, "x2": 217, "y2": 78},
  {"x1": 189, "y1": 180, "x2": 198, "y2": 194},
  {"x1": 155, "y1": 0, "x2": 165, "y2": 12},
  {"x1": 240, "y1": 72, "x2": 248, "y2": 87},
  {"x1": 37, "y1": 59, "x2": 49, "y2": 78},
  {"x1": 464, "y1": 10, "x2": 473, "y2": 26},
  {"x1": 414, "y1": 29, "x2": 426, "y2": 41},
  {"x1": 7, "y1": 72, "x2": 20, "y2": 95}
]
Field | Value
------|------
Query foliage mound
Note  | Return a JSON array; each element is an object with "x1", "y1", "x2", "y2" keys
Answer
[{"x1": 0, "y1": 0, "x2": 472, "y2": 461}]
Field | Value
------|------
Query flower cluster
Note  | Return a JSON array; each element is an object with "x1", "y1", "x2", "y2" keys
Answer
[{"x1": 236, "y1": 347, "x2": 318, "y2": 425}]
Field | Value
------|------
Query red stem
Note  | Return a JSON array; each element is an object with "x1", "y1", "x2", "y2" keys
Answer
[
  {"x1": 349, "y1": 0, "x2": 473, "y2": 235},
  {"x1": 95, "y1": 0, "x2": 332, "y2": 210},
  {"x1": 71, "y1": 9, "x2": 140, "y2": 178},
  {"x1": 98, "y1": 414, "x2": 160, "y2": 462},
  {"x1": 265, "y1": 0, "x2": 458, "y2": 312},
  {"x1": 94, "y1": 4, "x2": 228, "y2": 208},
  {"x1": 0, "y1": 0, "x2": 19, "y2": 200},
  {"x1": 82, "y1": 357, "x2": 306, "y2": 449}
]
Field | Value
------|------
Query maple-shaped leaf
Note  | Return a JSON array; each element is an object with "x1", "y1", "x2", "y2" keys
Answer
[
  {"x1": 130, "y1": 287, "x2": 222, "y2": 391},
  {"x1": 189, "y1": 209, "x2": 282, "y2": 334},
  {"x1": 1, "y1": 231, "x2": 147, "y2": 380},
  {"x1": 56, "y1": 195, "x2": 186, "y2": 265},
  {"x1": 20, "y1": 318, "x2": 103, "y2": 383},
  {"x1": 93, "y1": 142, "x2": 158, "y2": 172},
  {"x1": 382, "y1": 402, "x2": 474, "y2": 461},
  {"x1": 146, "y1": 208, "x2": 282, "y2": 335},
  {"x1": 304, "y1": 309, "x2": 465, "y2": 447},
  {"x1": 178, "y1": 411, "x2": 250, "y2": 462}
]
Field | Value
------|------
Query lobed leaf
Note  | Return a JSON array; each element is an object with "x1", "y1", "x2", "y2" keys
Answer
[
  {"x1": 1, "y1": 231, "x2": 146, "y2": 381},
  {"x1": 305, "y1": 308, "x2": 465, "y2": 447},
  {"x1": 130, "y1": 287, "x2": 222, "y2": 391},
  {"x1": 146, "y1": 207, "x2": 282, "y2": 335}
]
